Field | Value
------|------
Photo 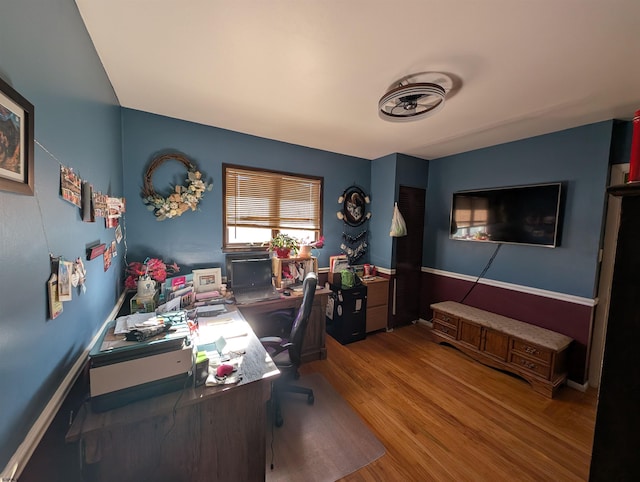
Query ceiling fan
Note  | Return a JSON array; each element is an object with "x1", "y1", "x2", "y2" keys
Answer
[{"x1": 378, "y1": 72, "x2": 453, "y2": 122}]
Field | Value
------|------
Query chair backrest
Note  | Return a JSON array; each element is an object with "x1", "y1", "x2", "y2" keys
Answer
[{"x1": 287, "y1": 272, "x2": 317, "y2": 366}]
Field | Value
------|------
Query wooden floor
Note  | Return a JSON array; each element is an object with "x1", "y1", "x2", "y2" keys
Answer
[{"x1": 299, "y1": 323, "x2": 597, "y2": 482}]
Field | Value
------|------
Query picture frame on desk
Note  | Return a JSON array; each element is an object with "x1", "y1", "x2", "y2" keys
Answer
[{"x1": 193, "y1": 267, "x2": 222, "y2": 293}]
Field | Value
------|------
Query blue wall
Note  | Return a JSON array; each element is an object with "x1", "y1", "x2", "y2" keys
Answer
[
  {"x1": 0, "y1": 0, "x2": 123, "y2": 470},
  {"x1": 121, "y1": 109, "x2": 372, "y2": 273},
  {"x1": 610, "y1": 120, "x2": 632, "y2": 165},
  {"x1": 370, "y1": 153, "x2": 429, "y2": 269},
  {"x1": 424, "y1": 121, "x2": 614, "y2": 299},
  {"x1": 369, "y1": 154, "x2": 396, "y2": 268}
]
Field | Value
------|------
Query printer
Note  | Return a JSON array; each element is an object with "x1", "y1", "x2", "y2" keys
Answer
[{"x1": 89, "y1": 319, "x2": 194, "y2": 412}]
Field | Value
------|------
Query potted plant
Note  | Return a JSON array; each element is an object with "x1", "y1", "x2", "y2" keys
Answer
[
  {"x1": 298, "y1": 236, "x2": 325, "y2": 258},
  {"x1": 269, "y1": 233, "x2": 299, "y2": 258}
]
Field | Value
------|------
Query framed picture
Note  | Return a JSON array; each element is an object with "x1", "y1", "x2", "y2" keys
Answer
[
  {"x1": 47, "y1": 273, "x2": 63, "y2": 320},
  {"x1": 341, "y1": 186, "x2": 370, "y2": 226},
  {"x1": 193, "y1": 268, "x2": 222, "y2": 293},
  {"x1": 0, "y1": 76, "x2": 34, "y2": 195},
  {"x1": 58, "y1": 260, "x2": 73, "y2": 302}
]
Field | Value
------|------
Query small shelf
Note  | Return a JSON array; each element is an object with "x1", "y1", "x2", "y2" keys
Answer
[{"x1": 272, "y1": 256, "x2": 318, "y2": 289}]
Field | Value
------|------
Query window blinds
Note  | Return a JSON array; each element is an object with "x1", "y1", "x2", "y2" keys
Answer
[{"x1": 224, "y1": 165, "x2": 322, "y2": 230}]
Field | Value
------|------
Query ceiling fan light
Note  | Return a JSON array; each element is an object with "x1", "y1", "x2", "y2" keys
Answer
[{"x1": 378, "y1": 79, "x2": 448, "y2": 122}]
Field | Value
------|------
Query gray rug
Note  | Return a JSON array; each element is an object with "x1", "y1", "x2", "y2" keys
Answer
[{"x1": 266, "y1": 373, "x2": 385, "y2": 482}]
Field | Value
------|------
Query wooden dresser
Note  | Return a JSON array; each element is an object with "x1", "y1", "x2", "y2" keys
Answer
[{"x1": 430, "y1": 301, "x2": 572, "y2": 397}]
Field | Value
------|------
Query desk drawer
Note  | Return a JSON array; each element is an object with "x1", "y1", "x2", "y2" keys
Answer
[
  {"x1": 366, "y1": 281, "x2": 388, "y2": 308},
  {"x1": 366, "y1": 305, "x2": 388, "y2": 332}
]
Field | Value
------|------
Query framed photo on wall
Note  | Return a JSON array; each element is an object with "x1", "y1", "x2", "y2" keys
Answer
[
  {"x1": 193, "y1": 268, "x2": 222, "y2": 293},
  {"x1": 0, "y1": 76, "x2": 34, "y2": 195}
]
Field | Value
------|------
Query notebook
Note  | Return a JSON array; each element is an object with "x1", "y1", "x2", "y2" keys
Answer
[{"x1": 231, "y1": 258, "x2": 280, "y2": 304}]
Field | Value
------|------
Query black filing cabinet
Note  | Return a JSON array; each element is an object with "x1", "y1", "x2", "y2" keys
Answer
[{"x1": 325, "y1": 283, "x2": 367, "y2": 344}]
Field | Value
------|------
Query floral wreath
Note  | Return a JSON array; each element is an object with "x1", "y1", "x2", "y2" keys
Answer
[{"x1": 142, "y1": 153, "x2": 213, "y2": 221}]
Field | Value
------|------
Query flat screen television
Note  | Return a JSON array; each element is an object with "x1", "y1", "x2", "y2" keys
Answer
[{"x1": 450, "y1": 182, "x2": 563, "y2": 247}]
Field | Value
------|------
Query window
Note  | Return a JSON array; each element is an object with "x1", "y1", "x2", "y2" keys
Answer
[{"x1": 223, "y1": 164, "x2": 323, "y2": 250}]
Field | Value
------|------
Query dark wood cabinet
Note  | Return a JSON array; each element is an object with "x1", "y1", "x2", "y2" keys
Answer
[{"x1": 590, "y1": 185, "x2": 640, "y2": 481}]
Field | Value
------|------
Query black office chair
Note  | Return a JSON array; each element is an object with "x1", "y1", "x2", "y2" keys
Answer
[{"x1": 260, "y1": 271, "x2": 317, "y2": 427}]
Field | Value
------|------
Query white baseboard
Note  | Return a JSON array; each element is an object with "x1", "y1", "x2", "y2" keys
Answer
[
  {"x1": 416, "y1": 318, "x2": 432, "y2": 327},
  {"x1": 566, "y1": 379, "x2": 590, "y2": 393},
  {"x1": 1, "y1": 291, "x2": 127, "y2": 482}
]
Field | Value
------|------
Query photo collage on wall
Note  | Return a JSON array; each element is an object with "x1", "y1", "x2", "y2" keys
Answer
[
  {"x1": 47, "y1": 165, "x2": 127, "y2": 319},
  {"x1": 59, "y1": 165, "x2": 126, "y2": 229},
  {"x1": 47, "y1": 255, "x2": 87, "y2": 320}
]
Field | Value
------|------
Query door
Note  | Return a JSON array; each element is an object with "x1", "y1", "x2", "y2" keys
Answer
[
  {"x1": 589, "y1": 163, "x2": 628, "y2": 387},
  {"x1": 392, "y1": 186, "x2": 425, "y2": 328}
]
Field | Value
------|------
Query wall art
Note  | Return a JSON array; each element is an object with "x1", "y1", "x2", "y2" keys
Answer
[{"x1": 0, "y1": 76, "x2": 34, "y2": 195}]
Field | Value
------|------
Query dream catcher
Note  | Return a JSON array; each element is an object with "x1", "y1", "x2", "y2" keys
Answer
[{"x1": 337, "y1": 185, "x2": 371, "y2": 263}]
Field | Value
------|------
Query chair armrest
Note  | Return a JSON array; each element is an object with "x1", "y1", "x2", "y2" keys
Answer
[{"x1": 260, "y1": 336, "x2": 290, "y2": 358}]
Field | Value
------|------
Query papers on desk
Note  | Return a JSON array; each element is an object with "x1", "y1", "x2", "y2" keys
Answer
[
  {"x1": 196, "y1": 320, "x2": 248, "y2": 346},
  {"x1": 114, "y1": 312, "x2": 158, "y2": 334},
  {"x1": 156, "y1": 297, "x2": 181, "y2": 313},
  {"x1": 113, "y1": 310, "x2": 188, "y2": 335},
  {"x1": 195, "y1": 310, "x2": 248, "y2": 350}
]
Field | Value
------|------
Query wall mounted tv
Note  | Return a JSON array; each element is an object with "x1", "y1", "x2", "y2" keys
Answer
[{"x1": 450, "y1": 182, "x2": 564, "y2": 247}]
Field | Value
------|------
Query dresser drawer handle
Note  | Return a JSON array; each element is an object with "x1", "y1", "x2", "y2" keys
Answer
[
  {"x1": 441, "y1": 327, "x2": 449, "y2": 334},
  {"x1": 443, "y1": 316, "x2": 451, "y2": 322},
  {"x1": 524, "y1": 346, "x2": 539, "y2": 355},
  {"x1": 521, "y1": 360, "x2": 536, "y2": 370}
]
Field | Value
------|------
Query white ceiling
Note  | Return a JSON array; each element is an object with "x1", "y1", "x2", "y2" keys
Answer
[{"x1": 76, "y1": 0, "x2": 640, "y2": 161}]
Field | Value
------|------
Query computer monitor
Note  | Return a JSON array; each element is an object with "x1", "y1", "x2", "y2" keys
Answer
[
  {"x1": 230, "y1": 257, "x2": 273, "y2": 291},
  {"x1": 225, "y1": 252, "x2": 270, "y2": 289}
]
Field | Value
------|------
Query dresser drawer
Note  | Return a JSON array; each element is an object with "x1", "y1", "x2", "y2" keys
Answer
[
  {"x1": 510, "y1": 353, "x2": 551, "y2": 379},
  {"x1": 432, "y1": 320, "x2": 457, "y2": 339},
  {"x1": 511, "y1": 339, "x2": 553, "y2": 364},
  {"x1": 433, "y1": 310, "x2": 459, "y2": 327}
]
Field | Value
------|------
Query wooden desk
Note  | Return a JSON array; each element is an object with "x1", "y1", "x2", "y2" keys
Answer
[
  {"x1": 66, "y1": 309, "x2": 278, "y2": 482},
  {"x1": 237, "y1": 287, "x2": 330, "y2": 363}
]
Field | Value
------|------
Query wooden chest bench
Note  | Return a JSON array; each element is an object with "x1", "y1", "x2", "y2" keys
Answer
[{"x1": 430, "y1": 301, "x2": 573, "y2": 398}]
